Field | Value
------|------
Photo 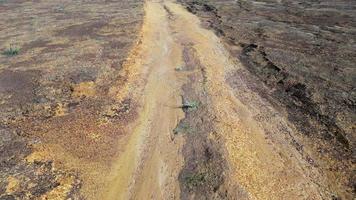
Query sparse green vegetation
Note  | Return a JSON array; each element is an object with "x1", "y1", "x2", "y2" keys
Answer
[
  {"x1": 181, "y1": 100, "x2": 199, "y2": 111},
  {"x1": 185, "y1": 172, "x2": 206, "y2": 189},
  {"x1": 2, "y1": 46, "x2": 20, "y2": 56}
]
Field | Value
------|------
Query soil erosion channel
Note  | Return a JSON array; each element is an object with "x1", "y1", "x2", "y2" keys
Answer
[{"x1": 104, "y1": 0, "x2": 328, "y2": 199}]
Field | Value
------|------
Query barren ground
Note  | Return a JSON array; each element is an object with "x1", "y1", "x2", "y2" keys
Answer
[{"x1": 0, "y1": 0, "x2": 355, "y2": 199}]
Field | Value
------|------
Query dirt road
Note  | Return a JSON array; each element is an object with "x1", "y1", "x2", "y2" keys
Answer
[
  {"x1": 100, "y1": 0, "x2": 336, "y2": 199},
  {"x1": 1, "y1": 0, "x2": 352, "y2": 199}
]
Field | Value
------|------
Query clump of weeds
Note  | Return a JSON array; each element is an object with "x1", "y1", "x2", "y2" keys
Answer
[
  {"x1": 185, "y1": 172, "x2": 207, "y2": 189},
  {"x1": 181, "y1": 99, "x2": 199, "y2": 111},
  {"x1": 2, "y1": 46, "x2": 20, "y2": 56}
]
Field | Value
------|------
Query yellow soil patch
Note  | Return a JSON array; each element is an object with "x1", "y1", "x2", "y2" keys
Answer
[
  {"x1": 72, "y1": 81, "x2": 96, "y2": 98},
  {"x1": 6, "y1": 176, "x2": 20, "y2": 194}
]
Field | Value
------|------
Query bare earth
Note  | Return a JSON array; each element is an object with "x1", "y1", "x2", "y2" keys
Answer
[{"x1": 0, "y1": 0, "x2": 355, "y2": 200}]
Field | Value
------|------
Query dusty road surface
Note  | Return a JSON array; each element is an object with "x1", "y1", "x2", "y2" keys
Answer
[
  {"x1": 100, "y1": 0, "x2": 351, "y2": 199},
  {"x1": 1, "y1": 0, "x2": 355, "y2": 199}
]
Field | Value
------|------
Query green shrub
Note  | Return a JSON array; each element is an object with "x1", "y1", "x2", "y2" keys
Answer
[
  {"x1": 181, "y1": 100, "x2": 199, "y2": 111},
  {"x1": 2, "y1": 46, "x2": 20, "y2": 56},
  {"x1": 185, "y1": 172, "x2": 206, "y2": 188}
]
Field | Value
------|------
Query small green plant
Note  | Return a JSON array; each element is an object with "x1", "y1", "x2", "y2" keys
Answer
[
  {"x1": 2, "y1": 46, "x2": 20, "y2": 56},
  {"x1": 181, "y1": 100, "x2": 199, "y2": 111},
  {"x1": 185, "y1": 172, "x2": 206, "y2": 189}
]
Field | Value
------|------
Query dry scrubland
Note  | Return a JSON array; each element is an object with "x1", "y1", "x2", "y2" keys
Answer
[{"x1": 0, "y1": 0, "x2": 143, "y2": 199}]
